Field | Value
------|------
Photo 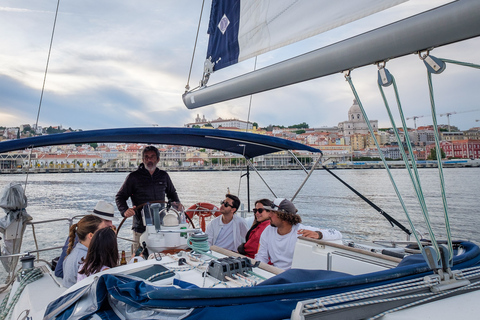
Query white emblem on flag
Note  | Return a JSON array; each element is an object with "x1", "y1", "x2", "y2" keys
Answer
[{"x1": 218, "y1": 14, "x2": 230, "y2": 35}]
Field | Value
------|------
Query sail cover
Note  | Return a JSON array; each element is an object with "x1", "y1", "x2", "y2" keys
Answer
[{"x1": 207, "y1": 0, "x2": 407, "y2": 71}]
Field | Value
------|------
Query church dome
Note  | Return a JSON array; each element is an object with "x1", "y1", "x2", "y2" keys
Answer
[{"x1": 348, "y1": 99, "x2": 363, "y2": 122}]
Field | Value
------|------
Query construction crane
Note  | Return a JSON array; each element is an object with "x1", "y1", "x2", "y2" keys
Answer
[
  {"x1": 406, "y1": 115, "x2": 426, "y2": 129},
  {"x1": 439, "y1": 109, "x2": 480, "y2": 132}
]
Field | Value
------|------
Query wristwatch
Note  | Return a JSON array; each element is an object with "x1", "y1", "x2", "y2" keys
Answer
[{"x1": 316, "y1": 231, "x2": 323, "y2": 240}]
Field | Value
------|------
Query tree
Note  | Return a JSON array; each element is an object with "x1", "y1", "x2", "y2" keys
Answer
[
  {"x1": 289, "y1": 122, "x2": 309, "y2": 129},
  {"x1": 428, "y1": 147, "x2": 446, "y2": 160},
  {"x1": 89, "y1": 143, "x2": 98, "y2": 149}
]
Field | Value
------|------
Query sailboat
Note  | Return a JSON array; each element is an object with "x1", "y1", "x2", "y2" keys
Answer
[{"x1": 1, "y1": 0, "x2": 480, "y2": 319}]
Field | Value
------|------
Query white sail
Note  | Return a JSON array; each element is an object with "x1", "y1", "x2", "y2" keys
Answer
[
  {"x1": 207, "y1": 0, "x2": 407, "y2": 71},
  {"x1": 185, "y1": 0, "x2": 480, "y2": 109}
]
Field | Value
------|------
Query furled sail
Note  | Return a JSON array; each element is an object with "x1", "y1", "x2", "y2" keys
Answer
[
  {"x1": 184, "y1": 0, "x2": 480, "y2": 109},
  {"x1": 207, "y1": 0, "x2": 407, "y2": 71}
]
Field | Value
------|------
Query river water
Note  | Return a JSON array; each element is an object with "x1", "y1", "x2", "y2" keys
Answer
[{"x1": 1, "y1": 168, "x2": 479, "y2": 282}]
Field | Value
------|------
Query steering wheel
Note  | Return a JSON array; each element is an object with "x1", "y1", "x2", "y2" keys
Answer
[{"x1": 116, "y1": 201, "x2": 195, "y2": 234}]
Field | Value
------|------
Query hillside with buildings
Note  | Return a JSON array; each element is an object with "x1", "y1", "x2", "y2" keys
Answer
[{"x1": 1, "y1": 100, "x2": 480, "y2": 171}]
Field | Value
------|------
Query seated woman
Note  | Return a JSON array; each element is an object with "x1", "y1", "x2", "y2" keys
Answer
[
  {"x1": 62, "y1": 215, "x2": 105, "y2": 288},
  {"x1": 238, "y1": 199, "x2": 272, "y2": 258},
  {"x1": 77, "y1": 227, "x2": 118, "y2": 282}
]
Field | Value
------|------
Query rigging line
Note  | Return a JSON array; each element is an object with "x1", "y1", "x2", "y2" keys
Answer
[
  {"x1": 426, "y1": 70, "x2": 453, "y2": 265},
  {"x1": 344, "y1": 74, "x2": 424, "y2": 249},
  {"x1": 185, "y1": 0, "x2": 206, "y2": 91},
  {"x1": 237, "y1": 144, "x2": 247, "y2": 197},
  {"x1": 379, "y1": 73, "x2": 444, "y2": 260},
  {"x1": 24, "y1": 0, "x2": 61, "y2": 193},
  {"x1": 376, "y1": 72, "x2": 438, "y2": 243},
  {"x1": 322, "y1": 165, "x2": 410, "y2": 236},
  {"x1": 245, "y1": 56, "x2": 258, "y2": 133},
  {"x1": 439, "y1": 58, "x2": 480, "y2": 69}
]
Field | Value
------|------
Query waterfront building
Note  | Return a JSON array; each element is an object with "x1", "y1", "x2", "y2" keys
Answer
[
  {"x1": 320, "y1": 145, "x2": 352, "y2": 162},
  {"x1": 425, "y1": 139, "x2": 480, "y2": 159},
  {"x1": 442, "y1": 131, "x2": 465, "y2": 141},
  {"x1": 463, "y1": 128, "x2": 480, "y2": 140},
  {"x1": 185, "y1": 114, "x2": 253, "y2": 130},
  {"x1": 338, "y1": 99, "x2": 378, "y2": 144}
]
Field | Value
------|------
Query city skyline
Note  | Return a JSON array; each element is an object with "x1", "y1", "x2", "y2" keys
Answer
[{"x1": 1, "y1": 1, "x2": 479, "y2": 132}]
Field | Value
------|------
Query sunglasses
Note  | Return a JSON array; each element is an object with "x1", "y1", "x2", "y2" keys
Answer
[
  {"x1": 220, "y1": 200, "x2": 233, "y2": 208},
  {"x1": 253, "y1": 208, "x2": 270, "y2": 214}
]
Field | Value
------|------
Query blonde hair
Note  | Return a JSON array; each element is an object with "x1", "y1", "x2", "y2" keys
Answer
[{"x1": 66, "y1": 215, "x2": 103, "y2": 255}]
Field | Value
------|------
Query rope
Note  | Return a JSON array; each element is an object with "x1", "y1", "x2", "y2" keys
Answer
[
  {"x1": 419, "y1": 56, "x2": 480, "y2": 265},
  {"x1": 185, "y1": 0, "x2": 206, "y2": 91},
  {"x1": 344, "y1": 74, "x2": 422, "y2": 246},
  {"x1": 322, "y1": 165, "x2": 411, "y2": 235},
  {"x1": 425, "y1": 57, "x2": 464, "y2": 265},
  {"x1": 24, "y1": 0, "x2": 61, "y2": 193},
  {"x1": 297, "y1": 268, "x2": 480, "y2": 318},
  {"x1": 0, "y1": 268, "x2": 43, "y2": 320},
  {"x1": 376, "y1": 70, "x2": 440, "y2": 259},
  {"x1": 439, "y1": 58, "x2": 480, "y2": 69},
  {"x1": 187, "y1": 234, "x2": 211, "y2": 254}
]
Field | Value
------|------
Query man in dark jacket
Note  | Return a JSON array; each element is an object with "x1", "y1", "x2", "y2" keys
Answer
[{"x1": 116, "y1": 146, "x2": 180, "y2": 252}]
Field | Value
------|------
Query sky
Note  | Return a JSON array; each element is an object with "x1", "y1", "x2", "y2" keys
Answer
[{"x1": 0, "y1": 0, "x2": 479, "y2": 132}]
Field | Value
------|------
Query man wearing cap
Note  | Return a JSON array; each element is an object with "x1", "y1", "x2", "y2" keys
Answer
[
  {"x1": 116, "y1": 146, "x2": 180, "y2": 252},
  {"x1": 205, "y1": 194, "x2": 248, "y2": 252},
  {"x1": 255, "y1": 198, "x2": 342, "y2": 270},
  {"x1": 54, "y1": 200, "x2": 117, "y2": 278}
]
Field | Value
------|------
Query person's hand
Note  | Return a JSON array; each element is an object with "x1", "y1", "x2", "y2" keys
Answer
[
  {"x1": 298, "y1": 229, "x2": 322, "y2": 239},
  {"x1": 124, "y1": 206, "x2": 136, "y2": 218}
]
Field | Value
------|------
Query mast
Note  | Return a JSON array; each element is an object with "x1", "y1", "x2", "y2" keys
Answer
[{"x1": 183, "y1": 0, "x2": 480, "y2": 109}]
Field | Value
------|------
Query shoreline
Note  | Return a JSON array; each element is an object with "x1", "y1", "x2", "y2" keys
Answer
[{"x1": 2, "y1": 161, "x2": 479, "y2": 174}]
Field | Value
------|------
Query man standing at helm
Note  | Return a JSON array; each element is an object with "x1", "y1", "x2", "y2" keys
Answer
[{"x1": 116, "y1": 146, "x2": 180, "y2": 252}]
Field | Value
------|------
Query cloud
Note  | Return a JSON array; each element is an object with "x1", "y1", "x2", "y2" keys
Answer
[{"x1": 0, "y1": 0, "x2": 479, "y2": 132}]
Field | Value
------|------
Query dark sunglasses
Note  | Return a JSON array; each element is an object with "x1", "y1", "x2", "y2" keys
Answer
[
  {"x1": 220, "y1": 200, "x2": 233, "y2": 208},
  {"x1": 253, "y1": 208, "x2": 270, "y2": 214}
]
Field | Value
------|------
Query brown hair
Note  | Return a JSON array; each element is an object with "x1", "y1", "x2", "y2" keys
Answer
[
  {"x1": 275, "y1": 210, "x2": 302, "y2": 225},
  {"x1": 66, "y1": 215, "x2": 104, "y2": 255},
  {"x1": 78, "y1": 227, "x2": 118, "y2": 277},
  {"x1": 225, "y1": 194, "x2": 240, "y2": 211}
]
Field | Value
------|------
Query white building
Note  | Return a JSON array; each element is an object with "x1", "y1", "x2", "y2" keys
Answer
[
  {"x1": 338, "y1": 100, "x2": 378, "y2": 140},
  {"x1": 185, "y1": 114, "x2": 253, "y2": 130}
]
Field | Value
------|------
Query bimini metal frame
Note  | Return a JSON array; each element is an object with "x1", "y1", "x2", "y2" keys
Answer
[{"x1": 0, "y1": 126, "x2": 323, "y2": 214}]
